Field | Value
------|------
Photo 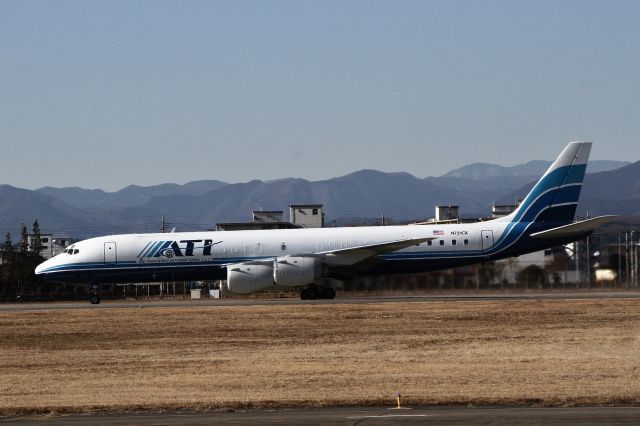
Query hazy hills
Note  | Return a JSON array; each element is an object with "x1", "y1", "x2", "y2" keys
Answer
[
  {"x1": 500, "y1": 161, "x2": 640, "y2": 218},
  {"x1": 444, "y1": 160, "x2": 630, "y2": 179},
  {"x1": 35, "y1": 180, "x2": 228, "y2": 210},
  {"x1": 0, "y1": 160, "x2": 636, "y2": 238}
]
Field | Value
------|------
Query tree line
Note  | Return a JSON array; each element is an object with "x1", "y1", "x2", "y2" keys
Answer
[{"x1": 0, "y1": 220, "x2": 46, "y2": 300}]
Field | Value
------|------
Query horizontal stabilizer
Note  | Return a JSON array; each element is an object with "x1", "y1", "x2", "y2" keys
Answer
[{"x1": 530, "y1": 215, "x2": 618, "y2": 239}]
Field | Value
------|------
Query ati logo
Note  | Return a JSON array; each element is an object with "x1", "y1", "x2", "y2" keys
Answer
[{"x1": 139, "y1": 240, "x2": 223, "y2": 258}]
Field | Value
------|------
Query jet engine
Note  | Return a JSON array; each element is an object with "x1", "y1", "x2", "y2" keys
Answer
[
  {"x1": 273, "y1": 256, "x2": 322, "y2": 287},
  {"x1": 226, "y1": 262, "x2": 274, "y2": 294}
]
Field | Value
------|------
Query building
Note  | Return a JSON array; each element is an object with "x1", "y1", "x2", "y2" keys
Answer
[
  {"x1": 252, "y1": 210, "x2": 284, "y2": 223},
  {"x1": 435, "y1": 205, "x2": 459, "y2": 222},
  {"x1": 289, "y1": 204, "x2": 324, "y2": 228},
  {"x1": 27, "y1": 234, "x2": 53, "y2": 259},
  {"x1": 215, "y1": 221, "x2": 299, "y2": 231},
  {"x1": 215, "y1": 204, "x2": 325, "y2": 231},
  {"x1": 27, "y1": 234, "x2": 72, "y2": 259},
  {"x1": 491, "y1": 200, "x2": 525, "y2": 218},
  {"x1": 216, "y1": 209, "x2": 299, "y2": 231}
]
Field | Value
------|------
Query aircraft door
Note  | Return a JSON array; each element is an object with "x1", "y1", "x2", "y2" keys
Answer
[
  {"x1": 104, "y1": 242, "x2": 117, "y2": 264},
  {"x1": 481, "y1": 230, "x2": 494, "y2": 252}
]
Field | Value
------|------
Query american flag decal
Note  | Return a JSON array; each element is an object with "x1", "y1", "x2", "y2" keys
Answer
[{"x1": 433, "y1": 230, "x2": 444, "y2": 236}]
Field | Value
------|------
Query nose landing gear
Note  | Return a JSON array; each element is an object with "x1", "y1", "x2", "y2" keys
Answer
[{"x1": 90, "y1": 284, "x2": 101, "y2": 304}]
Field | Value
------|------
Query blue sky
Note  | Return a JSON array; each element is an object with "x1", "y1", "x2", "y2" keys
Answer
[{"x1": 1, "y1": 0, "x2": 638, "y2": 191}]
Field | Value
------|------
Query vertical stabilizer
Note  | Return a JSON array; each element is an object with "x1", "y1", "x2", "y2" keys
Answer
[{"x1": 500, "y1": 141, "x2": 591, "y2": 224}]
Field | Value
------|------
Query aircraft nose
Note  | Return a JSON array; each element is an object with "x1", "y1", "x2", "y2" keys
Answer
[{"x1": 35, "y1": 259, "x2": 50, "y2": 275}]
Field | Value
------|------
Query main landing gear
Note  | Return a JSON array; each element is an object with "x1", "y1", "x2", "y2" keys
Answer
[
  {"x1": 90, "y1": 284, "x2": 101, "y2": 305},
  {"x1": 300, "y1": 285, "x2": 336, "y2": 300}
]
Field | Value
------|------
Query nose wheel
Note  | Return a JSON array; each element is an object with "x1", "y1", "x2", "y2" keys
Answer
[{"x1": 90, "y1": 284, "x2": 101, "y2": 304}]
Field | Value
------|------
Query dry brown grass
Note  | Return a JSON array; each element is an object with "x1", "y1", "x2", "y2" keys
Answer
[{"x1": 1, "y1": 299, "x2": 639, "y2": 414}]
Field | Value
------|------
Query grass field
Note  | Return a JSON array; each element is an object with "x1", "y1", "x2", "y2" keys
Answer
[{"x1": 1, "y1": 299, "x2": 639, "y2": 414}]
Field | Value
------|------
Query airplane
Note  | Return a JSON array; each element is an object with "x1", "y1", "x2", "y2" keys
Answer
[{"x1": 35, "y1": 141, "x2": 616, "y2": 304}]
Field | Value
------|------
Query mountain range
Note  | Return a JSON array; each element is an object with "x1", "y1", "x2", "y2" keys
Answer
[
  {"x1": 0, "y1": 160, "x2": 637, "y2": 239},
  {"x1": 443, "y1": 160, "x2": 629, "y2": 179}
]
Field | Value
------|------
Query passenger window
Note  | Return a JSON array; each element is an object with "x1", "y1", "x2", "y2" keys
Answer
[
  {"x1": 427, "y1": 240, "x2": 432, "y2": 246},
  {"x1": 74, "y1": 249, "x2": 79, "y2": 254},
  {"x1": 439, "y1": 240, "x2": 444, "y2": 246},
  {"x1": 452, "y1": 240, "x2": 457, "y2": 246},
  {"x1": 281, "y1": 243, "x2": 287, "y2": 251},
  {"x1": 464, "y1": 239, "x2": 469, "y2": 246}
]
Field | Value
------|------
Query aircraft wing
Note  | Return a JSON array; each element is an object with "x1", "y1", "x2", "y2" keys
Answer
[
  {"x1": 219, "y1": 237, "x2": 434, "y2": 269},
  {"x1": 313, "y1": 237, "x2": 434, "y2": 266},
  {"x1": 530, "y1": 215, "x2": 618, "y2": 239}
]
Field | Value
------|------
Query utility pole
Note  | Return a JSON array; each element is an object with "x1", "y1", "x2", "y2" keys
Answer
[
  {"x1": 160, "y1": 216, "x2": 166, "y2": 299},
  {"x1": 632, "y1": 230, "x2": 637, "y2": 288},
  {"x1": 633, "y1": 232, "x2": 636, "y2": 288},
  {"x1": 586, "y1": 236, "x2": 591, "y2": 289},
  {"x1": 626, "y1": 232, "x2": 630, "y2": 289},
  {"x1": 574, "y1": 240, "x2": 580, "y2": 288},
  {"x1": 633, "y1": 231, "x2": 638, "y2": 288},
  {"x1": 618, "y1": 232, "x2": 622, "y2": 288}
]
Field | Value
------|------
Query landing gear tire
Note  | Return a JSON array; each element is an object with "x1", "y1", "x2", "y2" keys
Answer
[
  {"x1": 300, "y1": 289, "x2": 309, "y2": 300},
  {"x1": 90, "y1": 284, "x2": 101, "y2": 304},
  {"x1": 301, "y1": 286, "x2": 335, "y2": 300},
  {"x1": 320, "y1": 287, "x2": 336, "y2": 300},
  {"x1": 300, "y1": 287, "x2": 318, "y2": 300}
]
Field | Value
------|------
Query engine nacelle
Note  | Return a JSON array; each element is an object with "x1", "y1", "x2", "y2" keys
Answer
[
  {"x1": 226, "y1": 262, "x2": 274, "y2": 294},
  {"x1": 273, "y1": 256, "x2": 322, "y2": 287}
]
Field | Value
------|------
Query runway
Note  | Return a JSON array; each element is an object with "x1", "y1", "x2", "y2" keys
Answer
[
  {"x1": 1, "y1": 291, "x2": 640, "y2": 311},
  {"x1": 4, "y1": 406, "x2": 640, "y2": 425}
]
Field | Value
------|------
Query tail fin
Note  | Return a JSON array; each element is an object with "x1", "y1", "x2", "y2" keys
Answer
[{"x1": 500, "y1": 141, "x2": 591, "y2": 224}]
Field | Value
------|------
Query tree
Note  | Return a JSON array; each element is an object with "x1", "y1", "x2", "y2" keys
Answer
[
  {"x1": 19, "y1": 224, "x2": 29, "y2": 257},
  {"x1": 16, "y1": 224, "x2": 40, "y2": 296},
  {"x1": 30, "y1": 219, "x2": 44, "y2": 257},
  {"x1": 517, "y1": 265, "x2": 547, "y2": 289},
  {"x1": 3, "y1": 232, "x2": 14, "y2": 263},
  {"x1": 2, "y1": 233, "x2": 15, "y2": 297},
  {"x1": 478, "y1": 262, "x2": 497, "y2": 290}
]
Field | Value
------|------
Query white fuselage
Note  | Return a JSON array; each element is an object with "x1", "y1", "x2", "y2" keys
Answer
[{"x1": 35, "y1": 220, "x2": 515, "y2": 284}]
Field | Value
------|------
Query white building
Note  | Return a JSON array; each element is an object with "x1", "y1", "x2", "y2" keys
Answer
[
  {"x1": 435, "y1": 205, "x2": 459, "y2": 222},
  {"x1": 252, "y1": 210, "x2": 284, "y2": 223},
  {"x1": 289, "y1": 204, "x2": 324, "y2": 228},
  {"x1": 27, "y1": 234, "x2": 72, "y2": 259}
]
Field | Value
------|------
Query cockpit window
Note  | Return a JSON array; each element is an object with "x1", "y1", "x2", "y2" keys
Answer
[{"x1": 62, "y1": 245, "x2": 79, "y2": 255}]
